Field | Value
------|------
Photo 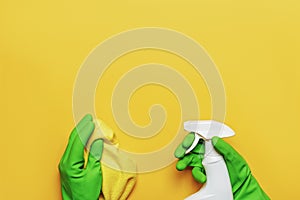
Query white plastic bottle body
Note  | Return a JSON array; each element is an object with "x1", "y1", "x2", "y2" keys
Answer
[{"x1": 185, "y1": 140, "x2": 233, "y2": 200}]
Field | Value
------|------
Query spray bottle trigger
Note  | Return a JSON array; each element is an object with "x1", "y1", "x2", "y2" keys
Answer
[{"x1": 185, "y1": 133, "x2": 205, "y2": 154}]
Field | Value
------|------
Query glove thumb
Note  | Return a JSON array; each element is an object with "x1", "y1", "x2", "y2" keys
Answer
[{"x1": 87, "y1": 139, "x2": 104, "y2": 168}]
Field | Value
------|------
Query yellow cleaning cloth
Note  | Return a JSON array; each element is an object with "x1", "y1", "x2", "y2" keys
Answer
[
  {"x1": 84, "y1": 119, "x2": 137, "y2": 200},
  {"x1": 100, "y1": 145, "x2": 137, "y2": 200}
]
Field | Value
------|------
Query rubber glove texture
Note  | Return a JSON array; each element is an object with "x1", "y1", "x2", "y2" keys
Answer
[
  {"x1": 59, "y1": 114, "x2": 104, "y2": 200},
  {"x1": 174, "y1": 133, "x2": 270, "y2": 200}
]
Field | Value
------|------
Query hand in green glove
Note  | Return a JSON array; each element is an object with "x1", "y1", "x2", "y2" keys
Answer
[
  {"x1": 59, "y1": 114, "x2": 103, "y2": 200},
  {"x1": 174, "y1": 133, "x2": 270, "y2": 200}
]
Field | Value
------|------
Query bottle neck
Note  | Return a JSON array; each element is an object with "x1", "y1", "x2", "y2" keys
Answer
[{"x1": 204, "y1": 140, "x2": 221, "y2": 157}]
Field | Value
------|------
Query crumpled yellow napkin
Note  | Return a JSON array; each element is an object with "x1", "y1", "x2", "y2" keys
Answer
[
  {"x1": 99, "y1": 144, "x2": 137, "y2": 200},
  {"x1": 84, "y1": 119, "x2": 137, "y2": 200}
]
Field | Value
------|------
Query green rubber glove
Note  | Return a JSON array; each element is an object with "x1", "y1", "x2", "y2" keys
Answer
[
  {"x1": 59, "y1": 114, "x2": 104, "y2": 200},
  {"x1": 174, "y1": 133, "x2": 270, "y2": 200}
]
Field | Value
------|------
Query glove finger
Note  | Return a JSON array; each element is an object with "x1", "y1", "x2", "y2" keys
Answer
[
  {"x1": 182, "y1": 132, "x2": 196, "y2": 148},
  {"x1": 66, "y1": 121, "x2": 95, "y2": 168},
  {"x1": 75, "y1": 114, "x2": 93, "y2": 133},
  {"x1": 176, "y1": 153, "x2": 194, "y2": 171},
  {"x1": 87, "y1": 139, "x2": 103, "y2": 169},
  {"x1": 212, "y1": 136, "x2": 242, "y2": 162},
  {"x1": 191, "y1": 140, "x2": 205, "y2": 154},
  {"x1": 192, "y1": 166, "x2": 206, "y2": 183},
  {"x1": 174, "y1": 133, "x2": 195, "y2": 159},
  {"x1": 60, "y1": 114, "x2": 92, "y2": 163}
]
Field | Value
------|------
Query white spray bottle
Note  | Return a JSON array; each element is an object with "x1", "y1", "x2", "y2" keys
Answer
[{"x1": 183, "y1": 120, "x2": 235, "y2": 200}]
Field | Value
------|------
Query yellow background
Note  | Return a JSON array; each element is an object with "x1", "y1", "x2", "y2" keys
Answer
[{"x1": 1, "y1": 0, "x2": 300, "y2": 199}]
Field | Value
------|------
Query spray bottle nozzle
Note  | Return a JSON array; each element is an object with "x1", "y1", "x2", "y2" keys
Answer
[{"x1": 184, "y1": 120, "x2": 235, "y2": 155}]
